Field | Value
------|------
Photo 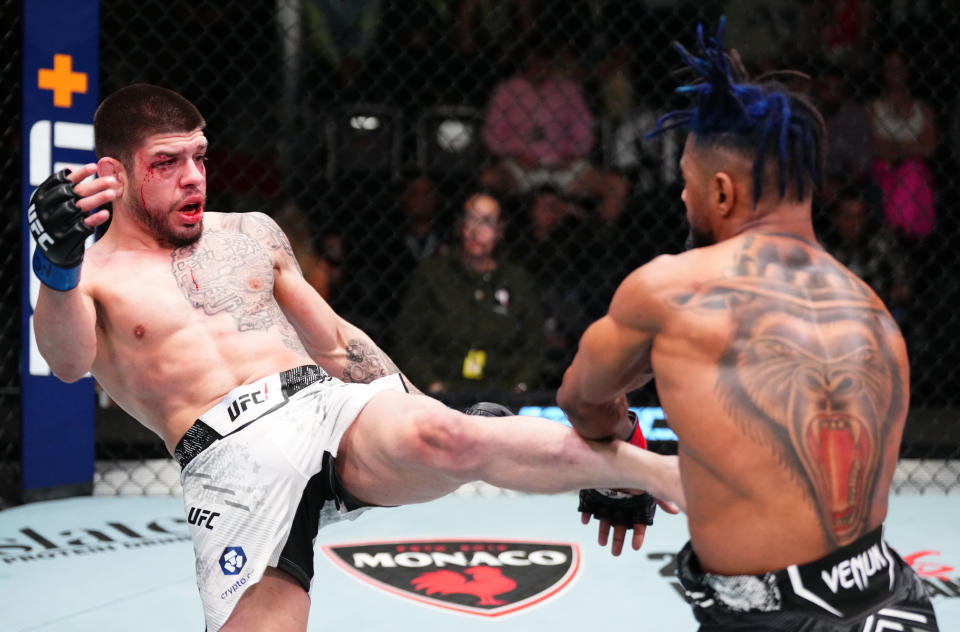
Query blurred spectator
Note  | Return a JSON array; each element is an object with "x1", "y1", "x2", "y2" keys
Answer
[
  {"x1": 393, "y1": 174, "x2": 448, "y2": 264},
  {"x1": 723, "y1": 0, "x2": 814, "y2": 72},
  {"x1": 813, "y1": 63, "x2": 876, "y2": 206},
  {"x1": 341, "y1": 173, "x2": 449, "y2": 344},
  {"x1": 604, "y1": 107, "x2": 682, "y2": 197},
  {"x1": 509, "y1": 187, "x2": 602, "y2": 388},
  {"x1": 876, "y1": 0, "x2": 939, "y2": 60},
  {"x1": 808, "y1": 0, "x2": 872, "y2": 70},
  {"x1": 822, "y1": 186, "x2": 912, "y2": 324},
  {"x1": 588, "y1": 1, "x2": 667, "y2": 119},
  {"x1": 479, "y1": 40, "x2": 629, "y2": 223},
  {"x1": 868, "y1": 51, "x2": 937, "y2": 240},
  {"x1": 393, "y1": 192, "x2": 543, "y2": 398}
]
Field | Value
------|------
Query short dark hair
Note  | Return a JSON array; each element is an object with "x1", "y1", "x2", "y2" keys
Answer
[
  {"x1": 648, "y1": 19, "x2": 826, "y2": 206},
  {"x1": 94, "y1": 83, "x2": 205, "y2": 168}
]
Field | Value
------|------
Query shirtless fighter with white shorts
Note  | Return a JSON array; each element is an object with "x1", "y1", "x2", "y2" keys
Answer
[{"x1": 28, "y1": 83, "x2": 683, "y2": 632}]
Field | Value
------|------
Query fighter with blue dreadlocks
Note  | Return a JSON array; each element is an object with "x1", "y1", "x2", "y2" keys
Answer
[
  {"x1": 651, "y1": 19, "x2": 825, "y2": 206},
  {"x1": 559, "y1": 19, "x2": 940, "y2": 632}
]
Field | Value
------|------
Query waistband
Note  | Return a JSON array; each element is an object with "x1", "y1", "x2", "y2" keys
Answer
[
  {"x1": 679, "y1": 526, "x2": 897, "y2": 620},
  {"x1": 174, "y1": 365, "x2": 331, "y2": 468}
]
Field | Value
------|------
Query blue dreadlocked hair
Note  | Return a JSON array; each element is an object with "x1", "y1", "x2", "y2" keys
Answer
[{"x1": 648, "y1": 18, "x2": 826, "y2": 207}]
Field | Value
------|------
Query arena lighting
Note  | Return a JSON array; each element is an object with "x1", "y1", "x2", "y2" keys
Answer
[
  {"x1": 518, "y1": 406, "x2": 679, "y2": 443},
  {"x1": 349, "y1": 115, "x2": 380, "y2": 130},
  {"x1": 436, "y1": 118, "x2": 473, "y2": 152}
]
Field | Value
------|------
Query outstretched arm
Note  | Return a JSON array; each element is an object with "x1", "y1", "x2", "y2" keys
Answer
[{"x1": 557, "y1": 264, "x2": 679, "y2": 554}]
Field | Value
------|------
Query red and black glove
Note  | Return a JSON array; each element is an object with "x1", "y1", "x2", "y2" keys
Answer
[{"x1": 577, "y1": 411, "x2": 657, "y2": 526}]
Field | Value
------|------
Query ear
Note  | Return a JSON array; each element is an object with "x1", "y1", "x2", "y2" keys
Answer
[
  {"x1": 713, "y1": 171, "x2": 735, "y2": 217},
  {"x1": 97, "y1": 157, "x2": 126, "y2": 197}
]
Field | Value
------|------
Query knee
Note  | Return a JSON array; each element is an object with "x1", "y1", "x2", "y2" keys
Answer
[{"x1": 406, "y1": 409, "x2": 483, "y2": 479}]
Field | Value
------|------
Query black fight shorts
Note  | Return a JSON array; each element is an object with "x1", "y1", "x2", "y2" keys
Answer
[{"x1": 677, "y1": 526, "x2": 939, "y2": 631}]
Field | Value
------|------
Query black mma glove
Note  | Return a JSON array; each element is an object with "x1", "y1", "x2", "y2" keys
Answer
[
  {"x1": 463, "y1": 402, "x2": 515, "y2": 417},
  {"x1": 578, "y1": 488, "x2": 658, "y2": 527},
  {"x1": 28, "y1": 169, "x2": 94, "y2": 290},
  {"x1": 578, "y1": 411, "x2": 657, "y2": 527}
]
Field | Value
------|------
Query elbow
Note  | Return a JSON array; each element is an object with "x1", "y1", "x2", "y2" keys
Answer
[
  {"x1": 555, "y1": 379, "x2": 574, "y2": 415},
  {"x1": 39, "y1": 348, "x2": 92, "y2": 384},
  {"x1": 555, "y1": 380, "x2": 590, "y2": 434},
  {"x1": 48, "y1": 364, "x2": 90, "y2": 384}
]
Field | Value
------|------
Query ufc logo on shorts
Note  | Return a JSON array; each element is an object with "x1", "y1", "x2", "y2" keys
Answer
[
  {"x1": 862, "y1": 607, "x2": 932, "y2": 631},
  {"x1": 227, "y1": 391, "x2": 265, "y2": 422},
  {"x1": 187, "y1": 507, "x2": 221, "y2": 530}
]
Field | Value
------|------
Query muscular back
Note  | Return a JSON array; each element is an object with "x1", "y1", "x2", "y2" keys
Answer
[
  {"x1": 86, "y1": 212, "x2": 317, "y2": 451},
  {"x1": 645, "y1": 233, "x2": 909, "y2": 574}
]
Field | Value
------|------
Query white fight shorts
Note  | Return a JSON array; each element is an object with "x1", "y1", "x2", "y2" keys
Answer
[{"x1": 175, "y1": 365, "x2": 405, "y2": 631}]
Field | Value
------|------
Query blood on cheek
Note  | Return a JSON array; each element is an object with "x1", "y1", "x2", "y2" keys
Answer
[{"x1": 138, "y1": 161, "x2": 155, "y2": 210}]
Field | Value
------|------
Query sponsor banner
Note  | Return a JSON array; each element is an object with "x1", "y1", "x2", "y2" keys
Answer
[
  {"x1": 322, "y1": 538, "x2": 580, "y2": 617},
  {"x1": 0, "y1": 515, "x2": 189, "y2": 565},
  {"x1": 21, "y1": 0, "x2": 100, "y2": 493}
]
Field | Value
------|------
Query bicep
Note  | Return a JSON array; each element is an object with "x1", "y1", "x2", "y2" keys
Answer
[
  {"x1": 568, "y1": 313, "x2": 654, "y2": 403},
  {"x1": 275, "y1": 266, "x2": 341, "y2": 354},
  {"x1": 275, "y1": 261, "x2": 403, "y2": 382}
]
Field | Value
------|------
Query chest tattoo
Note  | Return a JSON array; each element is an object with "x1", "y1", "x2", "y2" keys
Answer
[{"x1": 170, "y1": 225, "x2": 303, "y2": 350}]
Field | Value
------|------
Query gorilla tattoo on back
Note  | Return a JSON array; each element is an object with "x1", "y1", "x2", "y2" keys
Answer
[{"x1": 673, "y1": 235, "x2": 905, "y2": 547}]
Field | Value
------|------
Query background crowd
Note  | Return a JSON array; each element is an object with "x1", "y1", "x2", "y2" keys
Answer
[
  {"x1": 4, "y1": 1, "x2": 960, "y2": 444},
  {"x1": 209, "y1": 0, "x2": 956, "y2": 410}
]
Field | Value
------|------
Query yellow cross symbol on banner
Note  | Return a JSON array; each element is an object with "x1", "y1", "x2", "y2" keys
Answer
[{"x1": 38, "y1": 54, "x2": 88, "y2": 108}]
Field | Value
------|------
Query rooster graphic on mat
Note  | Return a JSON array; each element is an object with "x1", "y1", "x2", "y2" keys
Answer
[{"x1": 411, "y1": 567, "x2": 518, "y2": 605}]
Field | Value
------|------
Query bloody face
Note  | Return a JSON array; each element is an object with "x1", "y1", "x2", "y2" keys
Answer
[{"x1": 127, "y1": 129, "x2": 208, "y2": 247}]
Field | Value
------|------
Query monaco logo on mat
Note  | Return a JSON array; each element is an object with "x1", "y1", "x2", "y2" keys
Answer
[{"x1": 321, "y1": 538, "x2": 581, "y2": 617}]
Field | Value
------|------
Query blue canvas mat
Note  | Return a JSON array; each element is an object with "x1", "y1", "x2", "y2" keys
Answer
[{"x1": 2, "y1": 492, "x2": 958, "y2": 631}]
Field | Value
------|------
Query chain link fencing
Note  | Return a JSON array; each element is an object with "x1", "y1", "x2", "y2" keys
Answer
[
  {"x1": 7, "y1": 1, "x2": 960, "y2": 502},
  {"x1": 0, "y1": 0, "x2": 22, "y2": 509}
]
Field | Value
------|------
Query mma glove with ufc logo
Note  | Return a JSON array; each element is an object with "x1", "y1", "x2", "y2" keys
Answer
[{"x1": 28, "y1": 169, "x2": 94, "y2": 291}]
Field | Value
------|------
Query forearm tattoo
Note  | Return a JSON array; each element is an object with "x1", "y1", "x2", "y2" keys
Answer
[
  {"x1": 170, "y1": 214, "x2": 307, "y2": 352},
  {"x1": 342, "y1": 339, "x2": 401, "y2": 384},
  {"x1": 671, "y1": 235, "x2": 905, "y2": 547}
]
